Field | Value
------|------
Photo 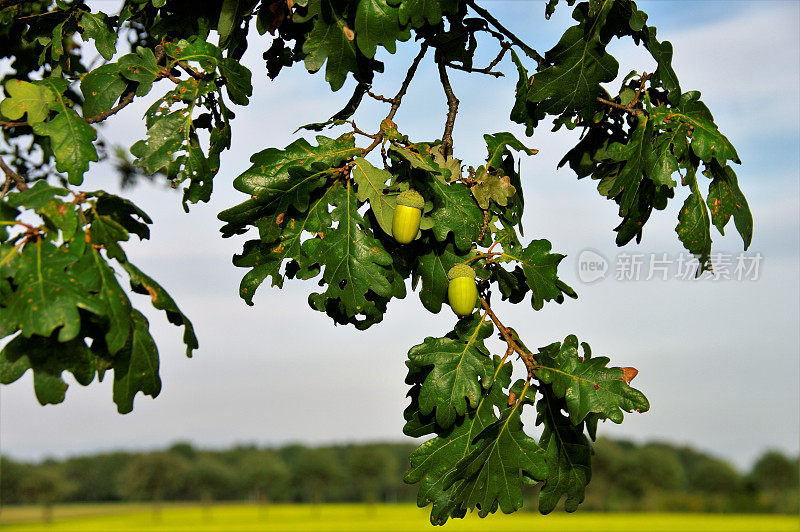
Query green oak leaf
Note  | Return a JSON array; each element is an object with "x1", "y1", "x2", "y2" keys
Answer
[
  {"x1": 30, "y1": 78, "x2": 98, "y2": 186},
  {"x1": 79, "y1": 11, "x2": 118, "y2": 60},
  {"x1": 706, "y1": 163, "x2": 752, "y2": 249},
  {"x1": 536, "y1": 387, "x2": 592, "y2": 514},
  {"x1": 303, "y1": 2, "x2": 358, "y2": 91},
  {"x1": 121, "y1": 262, "x2": 198, "y2": 356},
  {"x1": 112, "y1": 309, "x2": 161, "y2": 414},
  {"x1": 164, "y1": 38, "x2": 221, "y2": 72},
  {"x1": 396, "y1": 0, "x2": 458, "y2": 28},
  {"x1": 427, "y1": 173, "x2": 483, "y2": 251},
  {"x1": 71, "y1": 249, "x2": 132, "y2": 355},
  {"x1": 231, "y1": 133, "x2": 359, "y2": 212},
  {"x1": 598, "y1": 114, "x2": 650, "y2": 215},
  {"x1": 643, "y1": 26, "x2": 680, "y2": 93},
  {"x1": 527, "y1": 4, "x2": 619, "y2": 120},
  {"x1": 91, "y1": 191, "x2": 153, "y2": 241},
  {"x1": 535, "y1": 335, "x2": 649, "y2": 424},
  {"x1": 219, "y1": 57, "x2": 253, "y2": 105},
  {"x1": 0, "y1": 240, "x2": 105, "y2": 342},
  {"x1": 232, "y1": 186, "x2": 335, "y2": 302},
  {"x1": 130, "y1": 111, "x2": 188, "y2": 174},
  {"x1": 301, "y1": 182, "x2": 394, "y2": 320},
  {"x1": 355, "y1": 0, "x2": 404, "y2": 58},
  {"x1": 217, "y1": 0, "x2": 239, "y2": 46},
  {"x1": 0, "y1": 333, "x2": 98, "y2": 405},
  {"x1": 406, "y1": 313, "x2": 494, "y2": 428},
  {"x1": 404, "y1": 357, "x2": 512, "y2": 525},
  {"x1": 650, "y1": 92, "x2": 740, "y2": 166},
  {"x1": 118, "y1": 47, "x2": 160, "y2": 96},
  {"x1": 444, "y1": 386, "x2": 547, "y2": 517},
  {"x1": 81, "y1": 63, "x2": 127, "y2": 118},
  {"x1": 470, "y1": 166, "x2": 516, "y2": 210},
  {"x1": 675, "y1": 164, "x2": 712, "y2": 272},
  {"x1": 352, "y1": 157, "x2": 396, "y2": 236},
  {"x1": 484, "y1": 132, "x2": 537, "y2": 170},
  {"x1": 500, "y1": 239, "x2": 576, "y2": 310},
  {"x1": 0, "y1": 79, "x2": 55, "y2": 123}
]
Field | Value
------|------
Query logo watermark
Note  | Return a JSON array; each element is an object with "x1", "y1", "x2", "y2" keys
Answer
[
  {"x1": 577, "y1": 249, "x2": 609, "y2": 283},
  {"x1": 575, "y1": 251, "x2": 763, "y2": 283}
]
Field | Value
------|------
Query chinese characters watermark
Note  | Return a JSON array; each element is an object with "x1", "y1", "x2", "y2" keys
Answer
[{"x1": 577, "y1": 250, "x2": 763, "y2": 283}]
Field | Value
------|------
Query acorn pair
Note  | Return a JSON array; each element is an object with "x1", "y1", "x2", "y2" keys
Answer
[{"x1": 392, "y1": 190, "x2": 477, "y2": 317}]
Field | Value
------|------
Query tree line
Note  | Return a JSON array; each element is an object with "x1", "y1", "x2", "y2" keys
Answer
[{"x1": 1, "y1": 439, "x2": 797, "y2": 515}]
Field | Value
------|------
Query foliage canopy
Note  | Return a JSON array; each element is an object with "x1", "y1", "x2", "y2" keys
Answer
[{"x1": 0, "y1": 0, "x2": 751, "y2": 524}]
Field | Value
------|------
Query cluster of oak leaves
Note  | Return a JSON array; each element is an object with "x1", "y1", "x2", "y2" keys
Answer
[{"x1": 0, "y1": 0, "x2": 753, "y2": 524}]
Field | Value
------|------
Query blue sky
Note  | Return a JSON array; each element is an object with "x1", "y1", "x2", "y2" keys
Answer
[{"x1": 1, "y1": 0, "x2": 798, "y2": 469}]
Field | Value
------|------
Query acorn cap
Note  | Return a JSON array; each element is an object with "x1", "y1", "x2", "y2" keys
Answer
[
  {"x1": 447, "y1": 264, "x2": 476, "y2": 280},
  {"x1": 397, "y1": 189, "x2": 424, "y2": 210}
]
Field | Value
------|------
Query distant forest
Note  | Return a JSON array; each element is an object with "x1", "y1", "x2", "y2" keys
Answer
[{"x1": 1, "y1": 438, "x2": 797, "y2": 514}]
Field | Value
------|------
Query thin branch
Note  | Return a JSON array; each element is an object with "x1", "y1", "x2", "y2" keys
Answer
[
  {"x1": 387, "y1": 42, "x2": 429, "y2": 121},
  {"x1": 177, "y1": 61, "x2": 204, "y2": 80},
  {"x1": 596, "y1": 97, "x2": 644, "y2": 116},
  {"x1": 348, "y1": 120, "x2": 378, "y2": 139},
  {"x1": 479, "y1": 296, "x2": 538, "y2": 372},
  {"x1": 361, "y1": 42, "x2": 429, "y2": 156},
  {"x1": 464, "y1": 0, "x2": 542, "y2": 62},
  {"x1": 0, "y1": 154, "x2": 28, "y2": 191},
  {"x1": 478, "y1": 210, "x2": 490, "y2": 241},
  {"x1": 366, "y1": 90, "x2": 395, "y2": 104},
  {"x1": 445, "y1": 62, "x2": 503, "y2": 78},
  {"x1": 437, "y1": 61, "x2": 459, "y2": 159},
  {"x1": 445, "y1": 42, "x2": 511, "y2": 78},
  {"x1": 0, "y1": 175, "x2": 11, "y2": 198},
  {"x1": 85, "y1": 91, "x2": 136, "y2": 124},
  {"x1": 630, "y1": 72, "x2": 651, "y2": 106}
]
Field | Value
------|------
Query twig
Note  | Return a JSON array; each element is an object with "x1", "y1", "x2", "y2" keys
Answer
[
  {"x1": 366, "y1": 90, "x2": 395, "y2": 104},
  {"x1": 464, "y1": 0, "x2": 542, "y2": 62},
  {"x1": 0, "y1": 120, "x2": 27, "y2": 130},
  {"x1": 630, "y1": 72, "x2": 651, "y2": 106},
  {"x1": 445, "y1": 42, "x2": 510, "y2": 78},
  {"x1": 479, "y1": 296, "x2": 538, "y2": 371},
  {"x1": 348, "y1": 120, "x2": 378, "y2": 139},
  {"x1": 445, "y1": 62, "x2": 503, "y2": 78},
  {"x1": 596, "y1": 97, "x2": 644, "y2": 116},
  {"x1": 0, "y1": 176, "x2": 12, "y2": 198},
  {"x1": 478, "y1": 210, "x2": 490, "y2": 241},
  {"x1": 85, "y1": 92, "x2": 136, "y2": 124},
  {"x1": 177, "y1": 61, "x2": 204, "y2": 80},
  {"x1": 387, "y1": 43, "x2": 428, "y2": 122},
  {"x1": 361, "y1": 42, "x2": 429, "y2": 156},
  {"x1": 437, "y1": 61, "x2": 459, "y2": 159},
  {"x1": 0, "y1": 155, "x2": 28, "y2": 191}
]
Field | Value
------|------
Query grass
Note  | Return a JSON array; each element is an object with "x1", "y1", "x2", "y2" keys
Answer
[{"x1": 1, "y1": 503, "x2": 798, "y2": 532}]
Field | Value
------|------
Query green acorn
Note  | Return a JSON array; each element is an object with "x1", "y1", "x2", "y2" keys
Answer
[
  {"x1": 447, "y1": 264, "x2": 478, "y2": 317},
  {"x1": 392, "y1": 189, "x2": 424, "y2": 244}
]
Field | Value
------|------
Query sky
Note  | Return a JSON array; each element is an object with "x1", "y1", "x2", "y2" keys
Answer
[{"x1": 0, "y1": 0, "x2": 798, "y2": 470}]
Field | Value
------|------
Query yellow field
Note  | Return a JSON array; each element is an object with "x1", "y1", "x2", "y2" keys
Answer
[{"x1": 1, "y1": 503, "x2": 798, "y2": 532}]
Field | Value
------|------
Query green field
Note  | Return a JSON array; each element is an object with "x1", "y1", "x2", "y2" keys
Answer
[{"x1": 1, "y1": 504, "x2": 798, "y2": 532}]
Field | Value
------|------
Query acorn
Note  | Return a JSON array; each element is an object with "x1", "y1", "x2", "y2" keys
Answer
[
  {"x1": 447, "y1": 264, "x2": 478, "y2": 317},
  {"x1": 392, "y1": 189, "x2": 424, "y2": 244}
]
